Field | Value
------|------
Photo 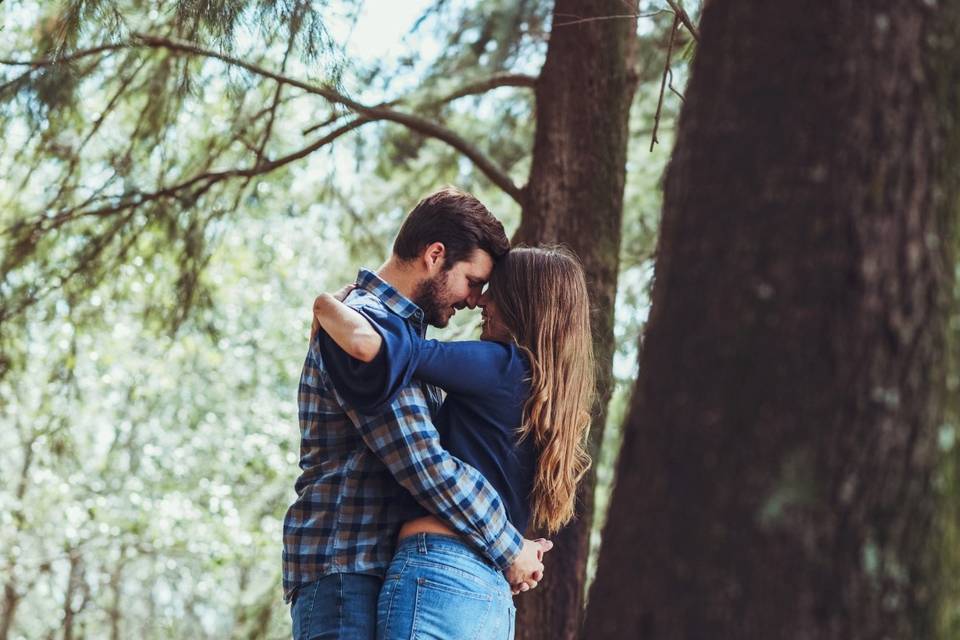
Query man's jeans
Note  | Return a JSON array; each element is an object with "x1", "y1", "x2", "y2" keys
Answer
[
  {"x1": 290, "y1": 573, "x2": 381, "y2": 640},
  {"x1": 377, "y1": 533, "x2": 516, "y2": 640}
]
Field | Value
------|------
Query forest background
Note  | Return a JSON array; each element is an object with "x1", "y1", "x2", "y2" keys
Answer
[{"x1": 1, "y1": 1, "x2": 958, "y2": 639}]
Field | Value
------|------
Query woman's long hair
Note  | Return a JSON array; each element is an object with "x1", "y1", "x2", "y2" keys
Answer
[{"x1": 488, "y1": 246, "x2": 595, "y2": 534}]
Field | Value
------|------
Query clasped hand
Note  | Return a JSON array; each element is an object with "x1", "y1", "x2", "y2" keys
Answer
[{"x1": 506, "y1": 538, "x2": 553, "y2": 595}]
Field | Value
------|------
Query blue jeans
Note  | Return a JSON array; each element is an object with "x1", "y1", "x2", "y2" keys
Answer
[
  {"x1": 290, "y1": 573, "x2": 381, "y2": 640},
  {"x1": 377, "y1": 533, "x2": 516, "y2": 640}
]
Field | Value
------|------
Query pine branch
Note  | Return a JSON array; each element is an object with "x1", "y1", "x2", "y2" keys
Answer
[
  {"x1": 3, "y1": 35, "x2": 526, "y2": 202},
  {"x1": 0, "y1": 43, "x2": 128, "y2": 67},
  {"x1": 129, "y1": 33, "x2": 523, "y2": 202},
  {"x1": 33, "y1": 116, "x2": 371, "y2": 233}
]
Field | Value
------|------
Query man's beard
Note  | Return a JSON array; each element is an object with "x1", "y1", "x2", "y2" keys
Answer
[{"x1": 412, "y1": 270, "x2": 451, "y2": 327}]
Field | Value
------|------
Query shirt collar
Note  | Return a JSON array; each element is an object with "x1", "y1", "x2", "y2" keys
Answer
[{"x1": 355, "y1": 268, "x2": 426, "y2": 328}]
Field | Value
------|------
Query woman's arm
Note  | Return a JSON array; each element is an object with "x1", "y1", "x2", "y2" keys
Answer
[
  {"x1": 312, "y1": 293, "x2": 383, "y2": 363},
  {"x1": 414, "y1": 340, "x2": 517, "y2": 397}
]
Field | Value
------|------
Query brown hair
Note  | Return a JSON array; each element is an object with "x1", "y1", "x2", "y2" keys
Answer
[
  {"x1": 489, "y1": 246, "x2": 595, "y2": 534},
  {"x1": 392, "y1": 187, "x2": 510, "y2": 268}
]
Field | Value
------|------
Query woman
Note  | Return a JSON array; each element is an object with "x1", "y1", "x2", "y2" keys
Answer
[{"x1": 313, "y1": 246, "x2": 594, "y2": 640}]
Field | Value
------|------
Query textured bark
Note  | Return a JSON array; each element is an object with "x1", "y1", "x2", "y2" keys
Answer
[
  {"x1": 585, "y1": 1, "x2": 960, "y2": 639},
  {"x1": 513, "y1": 1, "x2": 639, "y2": 638}
]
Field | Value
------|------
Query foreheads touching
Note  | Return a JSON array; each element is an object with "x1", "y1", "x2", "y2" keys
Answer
[{"x1": 392, "y1": 187, "x2": 509, "y2": 326}]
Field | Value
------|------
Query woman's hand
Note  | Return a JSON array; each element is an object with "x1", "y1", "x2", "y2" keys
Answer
[
  {"x1": 309, "y1": 286, "x2": 383, "y2": 362},
  {"x1": 331, "y1": 283, "x2": 355, "y2": 302},
  {"x1": 507, "y1": 537, "x2": 553, "y2": 595},
  {"x1": 310, "y1": 285, "x2": 356, "y2": 339}
]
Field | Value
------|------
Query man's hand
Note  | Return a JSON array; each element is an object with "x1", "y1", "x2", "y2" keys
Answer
[
  {"x1": 505, "y1": 538, "x2": 553, "y2": 595},
  {"x1": 310, "y1": 285, "x2": 356, "y2": 339}
]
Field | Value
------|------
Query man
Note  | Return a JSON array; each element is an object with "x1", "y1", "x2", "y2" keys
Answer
[{"x1": 283, "y1": 187, "x2": 550, "y2": 639}]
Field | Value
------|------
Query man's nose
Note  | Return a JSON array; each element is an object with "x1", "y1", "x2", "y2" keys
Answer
[{"x1": 465, "y1": 289, "x2": 487, "y2": 309}]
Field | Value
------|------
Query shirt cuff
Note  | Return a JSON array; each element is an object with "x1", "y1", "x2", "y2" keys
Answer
[{"x1": 487, "y1": 521, "x2": 524, "y2": 572}]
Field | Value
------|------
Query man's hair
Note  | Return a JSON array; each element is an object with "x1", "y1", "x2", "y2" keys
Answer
[{"x1": 392, "y1": 187, "x2": 510, "y2": 267}]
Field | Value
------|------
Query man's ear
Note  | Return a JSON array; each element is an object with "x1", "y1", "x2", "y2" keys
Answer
[{"x1": 422, "y1": 242, "x2": 446, "y2": 273}]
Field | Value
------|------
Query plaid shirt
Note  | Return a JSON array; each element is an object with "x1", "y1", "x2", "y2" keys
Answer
[{"x1": 282, "y1": 269, "x2": 523, "y2": 602}]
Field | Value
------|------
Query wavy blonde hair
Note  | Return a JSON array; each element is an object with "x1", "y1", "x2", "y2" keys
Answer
[{"x1": 489, "y1": 246, "x2": 595, "y2": 534}]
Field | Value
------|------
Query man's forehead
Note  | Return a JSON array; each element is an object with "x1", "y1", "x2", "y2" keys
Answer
[{"x1": 460, "y1": 249, "x2": 494, "y2": 278}]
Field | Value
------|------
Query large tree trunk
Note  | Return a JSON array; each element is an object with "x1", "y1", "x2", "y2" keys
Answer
[
  {"x1": 585, "y1": 1, "x2": 960, "y2": 639},
  {"x1": 513, "y1": 1, "x2": 639, "y2": 638}
]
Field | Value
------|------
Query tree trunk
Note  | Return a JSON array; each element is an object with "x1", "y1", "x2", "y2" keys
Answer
[
  {"x1": 514, "y1": 1, "x2": 639, "y2": 638},
  {"x1": 585, "y1": 1, "x2": 960, "y2": 639},
  {"x1": 107, "y1": 557, "x2": 124, "y2": 640},
  {"x1": 0, "y1": 584, "x2": 19, "y2": 640},
  {"x1": 62, "y1": 550, "x2": 82, "y2": 640}
]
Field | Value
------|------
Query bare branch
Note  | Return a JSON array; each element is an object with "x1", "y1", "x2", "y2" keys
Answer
[
  {"x1": 651, "y1": 14, "x2": 681, "y2": 152},
  {"x1": 667, "y1": 66, "x2": 686, "y2": 103},
  {"x1": 552, "y1": 10, "x2": 669, "y2": 28},
  {"x1": 664, "y1": 0, "x2": 700, "y2": 42},
  {"x1": 431, "y1": 72, "x2": 536, "y2": 104}
]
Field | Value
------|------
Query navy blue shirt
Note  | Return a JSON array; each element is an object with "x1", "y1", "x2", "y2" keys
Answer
[{"x1": 322, "y1": 317, "x2": 536, "y2": 534}]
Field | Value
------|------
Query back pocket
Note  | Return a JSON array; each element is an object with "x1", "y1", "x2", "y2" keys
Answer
[{"x1": 411, "y1": 576, "x2": 494, "y2": 640}]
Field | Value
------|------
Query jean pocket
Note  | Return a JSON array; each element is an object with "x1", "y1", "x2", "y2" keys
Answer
[{"x1": 411, "y1": 577, "x2": 494, "y2": 640}]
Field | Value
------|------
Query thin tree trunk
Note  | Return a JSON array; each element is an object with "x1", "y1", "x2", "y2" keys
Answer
[
  {"x1": 0, "y1": 585, "x2": 19, "y2": 640},
  {"x1": 108, "y1": 554, "x2": 125, "y2": 640},
  {"x1": 0, "y1": 433, "x2": 37, "y2": 640},
  {"x1": 586, "y1": 1, "x2": 960, "y2": 638},
  {"x1": 514, "y1": 1, "x2": 639, "y2": 638},
  {"x1": 62, "y1": 550, "x2": 82, "y2": 640}
]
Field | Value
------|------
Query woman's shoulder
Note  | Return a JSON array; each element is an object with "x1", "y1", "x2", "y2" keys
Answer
[{"x1": 424, "y1": 339, "x2": 528, "y2": 377}]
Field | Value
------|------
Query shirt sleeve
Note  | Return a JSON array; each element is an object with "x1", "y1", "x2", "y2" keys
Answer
[
  {"x1": 341, "y1": 383, "x2": 524, "y2": 572},
  {"x1": 317, "y1": 296, "x2": 420, "y2": 413},
  {"x1": 413, "y1": 340, "x2": 518, "y2": 397}
]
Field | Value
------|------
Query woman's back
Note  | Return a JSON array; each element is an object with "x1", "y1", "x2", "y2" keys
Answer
[{"x1": 414, "y1": 339, "x2": 536, "y2": 533}]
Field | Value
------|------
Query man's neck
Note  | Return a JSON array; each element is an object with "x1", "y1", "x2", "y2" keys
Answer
[{"x1": 375, "y1": 256, "x2": 420, "y2": 301}]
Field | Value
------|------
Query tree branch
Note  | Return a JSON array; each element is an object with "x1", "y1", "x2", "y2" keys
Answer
[
  {"x1": 302, "y1": 66, "x2": 535, "y2": 136},
  {"x1": 651, "y1": 14, "x2": 681, "y2": 152},
  {"x1": 129, "y1": 33, "x2": 523, "y2": 202},
  {"x1": 0, "y1": 43, "x2": 128, "y2": 67},
  {"x1": 432, "y1": 72, "x2": 536, "y2": 103},
  {"x1": 39, "y1": 116, "x2": 372, "y2": 232},
  {"x1": 552, "y1": 10, "x2": 668, "y2": 28},
  {"x1": 4, "y1": 35, "x2": 526, "y2": 202},
  {"x1": 664, "y1": 0, "x2": 700, "y2": 42}
]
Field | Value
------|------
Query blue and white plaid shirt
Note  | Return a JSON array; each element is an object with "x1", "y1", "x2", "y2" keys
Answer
[{"x1": 282, "y1": 269, "x2": 523, "y2": 602}]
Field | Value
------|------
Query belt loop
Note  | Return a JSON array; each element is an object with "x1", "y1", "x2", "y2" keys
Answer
[{"x1": 417, "y1": 532, "x2": 428, "y2": 554}]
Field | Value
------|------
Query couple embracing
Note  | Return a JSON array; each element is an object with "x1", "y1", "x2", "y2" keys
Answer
[{"x1": 282, "y1": 187, "x2": 595, "y2": 639}]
